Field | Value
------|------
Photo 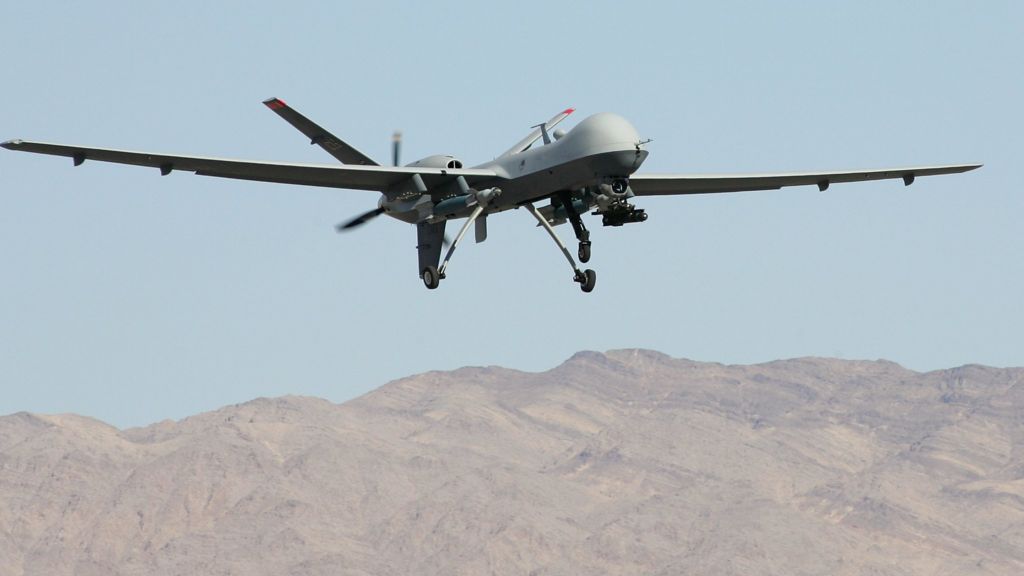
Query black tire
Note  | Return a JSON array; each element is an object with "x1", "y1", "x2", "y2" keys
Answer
[
  {"x1": 422, "y1": 266, "x2": 440, "y2": 290},
  {"x1": 578, "y1": 243, "x2": 591, "y2": 263},
  {"x1": 580, "y1": 269, "x2": 597, "y2": 293}
]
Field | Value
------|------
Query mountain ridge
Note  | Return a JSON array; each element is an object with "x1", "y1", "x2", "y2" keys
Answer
[{"x1": 2, "y1": 350, "x2": 1022, "y2": 575}]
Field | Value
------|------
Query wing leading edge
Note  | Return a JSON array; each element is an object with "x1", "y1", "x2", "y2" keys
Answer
[
  {"x1": 629, "y1": 164, "x2": 982, "y2": 196},
  {"x1": 0, "y1": 140, "x2": 500, "y2": 192}
]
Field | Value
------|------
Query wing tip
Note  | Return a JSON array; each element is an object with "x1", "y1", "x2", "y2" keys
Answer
[
  {"x1": 262, "y1": 97, "x2": 287, "y2": 110},
  {"x1": 942, "y1": 163, "x2": 983, "y2": 174},
  {"x1": 1, "y1": 139, "x2": 23, "y2": 149},
  {"x1": 563, "y1": 107, "x2": 575, "y2": 115}
]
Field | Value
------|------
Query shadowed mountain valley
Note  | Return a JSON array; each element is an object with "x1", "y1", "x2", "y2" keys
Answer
[{"x1": 2, "y1": 350, "x2": 1022, "y2": 575}]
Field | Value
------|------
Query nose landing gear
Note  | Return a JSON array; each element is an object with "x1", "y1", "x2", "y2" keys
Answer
[
  {"x1": 578, "y1": 241, "x2": 591, "y2": 264},
  {"x1": 557, "y1": 191, "x2": 593, "y2": 264}
]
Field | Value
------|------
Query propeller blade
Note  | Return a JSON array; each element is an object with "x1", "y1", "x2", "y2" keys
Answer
[
  {"x1": 392, "y1": 131, "x2": 402, "y2": 167},
  {"x1": 336, "y1": 207, "x2": 386, "y2": 231}
]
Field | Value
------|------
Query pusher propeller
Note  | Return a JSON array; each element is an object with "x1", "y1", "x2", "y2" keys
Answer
[
  {"x1": 336, "y1": 206, "x2": 386, "y2": 231},
  {"x1": 335, "y1": 130, "x2": 403, "y2": 232}
]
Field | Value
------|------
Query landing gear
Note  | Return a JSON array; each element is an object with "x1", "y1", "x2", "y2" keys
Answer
[
  {"x1": 419, "y1": 187, "x2": 502, "y2": 290},
  {"x1": 557, "y1": 191, "x2": 593, "y2": 264},
  {"x1": 576, "y1": 268, "x2": 597, "y2": 293},
  {"x1": 436, "y1": 203, "x2": 485, "y2": 286},
  {"x1": 578, "y1": 241, "x2": 591, "y2": 263},
  {"x1": 421, "y1": 265, "x2": 440, "y2": 290},
  {"x1": 417, "y1": 220, "x2": 446, "y2": 290},
  {"x1": 525, "y1": 202, "x2": 597, "y2": 294}
]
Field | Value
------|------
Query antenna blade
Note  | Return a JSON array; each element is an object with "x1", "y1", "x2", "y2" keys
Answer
[{"x1": 392, "y1": 131, "x2": 402, "y2": 167}]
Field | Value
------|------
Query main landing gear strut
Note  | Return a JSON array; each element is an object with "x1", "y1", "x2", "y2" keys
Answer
[
  {"x1": 419, "y1": 187, "x2": 502, "y2": 290},
  {"x1": 524, "y1": 202, "x2": 596, "y2": 293},
  {"x1": 417, "y1": 187, "x2": 597, "y2": 293},
  {"x1": 421, "y1": 204, "x2": 484, "y2": 290}
]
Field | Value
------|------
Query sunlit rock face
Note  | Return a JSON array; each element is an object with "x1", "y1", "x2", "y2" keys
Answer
[{"x1": 1, "y1": 350, "x2": 1022, "y2": 575}]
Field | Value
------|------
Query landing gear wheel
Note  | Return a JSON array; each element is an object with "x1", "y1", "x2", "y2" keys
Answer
[
  {"x1": 578, "y1": 242, "x2": 591, "y2": 263},
  {"x1": 421, "y1": 266, "x2": 440, "y2": 290},
  {"x1": 578, "y1": 243, "x2": 591, "y2": 263},
  {"x1": 580, "y1": 269, "x2": 596, "y2": 293}
]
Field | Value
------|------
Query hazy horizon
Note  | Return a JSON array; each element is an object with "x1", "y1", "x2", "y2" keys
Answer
[
  {"x1": 3, "y1": 349, "x2": 1019, "y2": 430},
  {"x1": 2, "y1": 2, "x2": 1020, "y2": 428}
]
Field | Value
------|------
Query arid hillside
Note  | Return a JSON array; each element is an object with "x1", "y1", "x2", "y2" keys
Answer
[{"x1": 1, "y1": 350, "x2": 1022, "y2": 575}]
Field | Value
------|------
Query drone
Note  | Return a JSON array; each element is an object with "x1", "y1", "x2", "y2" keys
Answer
[{"x1": 3, "y1": 98, "x2": 980, "y2": 293}]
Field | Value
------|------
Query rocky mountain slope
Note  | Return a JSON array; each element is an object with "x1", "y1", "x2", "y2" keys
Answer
[{"x1": 1, "y1": 350, "x2": 1022, "y2": 575}]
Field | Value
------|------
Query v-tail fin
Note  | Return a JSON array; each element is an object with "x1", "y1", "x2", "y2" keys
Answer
[
  {"x1": 499, "y1": 107, "x2": 575, "y2": 157},
  {"x1": 263, "y1": 97, "x2": 379, "y2": 166}
]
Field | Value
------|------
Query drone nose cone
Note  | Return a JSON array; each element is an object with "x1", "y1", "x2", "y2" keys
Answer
[
  {"x1": 601, "y1": 148, "x2": 649, "y2": 175},
  {"x1": 563, "y1": 113, "x2": 643, "y2": 160},
  {"x1": 562, "y1": 113, "x2": 647, "y2": 174},
  {"x1": 571, "y1": 112, "x2": 641, "y2": 145}
]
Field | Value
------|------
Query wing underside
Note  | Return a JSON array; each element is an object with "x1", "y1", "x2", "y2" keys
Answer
[
  {"x1": 1, "y1": 140, "x2": 499, "y2": 192},
  {"x1": 629, "y1": 164, "x2": 982, "y2": 196}
]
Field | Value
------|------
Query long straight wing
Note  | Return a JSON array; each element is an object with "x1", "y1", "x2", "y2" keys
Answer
[
  {"x1": 499, "y1": 107, "x2": 575, "y2": 157},
  {"x1": 1, "y1": 139, "x2": 499, "y2": 192},
  {"x1": 262, "y1": 97, "x2": 379, "y2": 166},
  {"x1": 630, "y1": 164, "x2": 981, "y2": 196}
]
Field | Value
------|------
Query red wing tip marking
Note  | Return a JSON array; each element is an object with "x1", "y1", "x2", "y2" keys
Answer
[
  {"x1": 563, "y1": 107, "x2": 575, "y2": 115},
  {"x1": 263, "y1": 98, "x2": 286, "y2": 110}
]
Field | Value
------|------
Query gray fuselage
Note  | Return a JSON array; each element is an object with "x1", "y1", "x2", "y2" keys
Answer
[{"x1": 384, "y1": 113, "x2": 649, "y2": 223}]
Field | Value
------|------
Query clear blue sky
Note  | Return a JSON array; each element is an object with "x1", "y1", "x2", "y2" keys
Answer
[{"x1": 1, "y1": 2, "x2": 1020, "y2": 428}]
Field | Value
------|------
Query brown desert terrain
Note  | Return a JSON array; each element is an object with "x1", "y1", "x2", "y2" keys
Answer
[{"x1": 1, "y1": 350, "x2": 1022, "y2": 575}]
